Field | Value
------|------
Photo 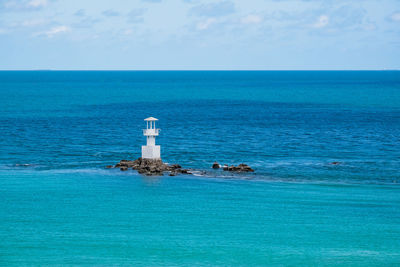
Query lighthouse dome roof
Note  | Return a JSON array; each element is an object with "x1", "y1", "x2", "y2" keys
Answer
[{"x1": 144, "y1": 117, "x2": 158, "y2": 121}]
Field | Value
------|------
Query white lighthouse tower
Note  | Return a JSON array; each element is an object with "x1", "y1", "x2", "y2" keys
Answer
[{"x1": 142, "y1": 117, "x2": 161, "y2": 159}]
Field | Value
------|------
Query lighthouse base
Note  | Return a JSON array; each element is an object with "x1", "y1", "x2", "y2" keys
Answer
[{"x1": 141, "y1": 145, "x2": 160, "y2": 159}]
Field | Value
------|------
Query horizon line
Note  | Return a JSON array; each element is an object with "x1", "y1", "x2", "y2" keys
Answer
[{"x1": 0, "y1": 69, "x2": 399, "y2": 72}]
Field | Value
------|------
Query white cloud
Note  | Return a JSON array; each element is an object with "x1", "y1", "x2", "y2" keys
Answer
[
  {"x1": 124, "y1": 29, "x2": 133, "y2": 35},
  {"x1": 312, "y1": 15, "x2": 329, "y2": 28},
  {"x1": 241, "y1": 14, "x2": 262, "y2": 24},
  {"x1": 196, "y1": 18, "x2": 217, "y2": 30},
  {"x1": 41, "y1": 25, "x2": 70, "y2": 37},
  {"x1": 2, "y1": 0, "x2": 47, "y2": 10},
  {"x1": 389, "y1": 12, "x2": 400, "y2": 22},
  {"x1": 27, "y1": 0, "x2": 47, "y2": 8}
]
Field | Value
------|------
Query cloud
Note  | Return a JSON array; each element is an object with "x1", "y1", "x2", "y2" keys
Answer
[
  {"x1": 189, "y1": 1, "x2": 235, "y2": 17},
  {"x1": 388, "y1": 12, "x2": 400, "y2": 22},
  {"x1": 102, "y1": 9, "x2": 120, "y2": 17},
  {"x1": 329, "y1": 5, "x2": 366, "y2": 29},
  {"x1": 2, "y1": 0, "x2": 47, "y2": 11},
  {"x1": 27, "y1": 0, "x2": 47, "y2": 8},
  {"x1": 21, "y1": 18, "x2": 46, "y2": 27},
  {"x1": 74, "y1": 9, "x2": 85, "y2": 17},
  {"x1": 127, "y1": 8, "x2": 146, "y2": 23},
  {"x1": 123, "y1": 29, "x2": 133, "y2": 35},
  {"x1": 196, "y1": 18, "x2": 217, "y2": 30},
  {"x1": 312, "y1": 15, "x2": 329, "y2": 28},
  {"x1": 37, "y1": 25, "x2": 70, "y2": 37},
  {"x1": 260, "y1": 4, "x2": 368, "y2": 34},
  {"x1": 241, "y1": 14, "x2": 262, "y2": 24},
  {"x1": 72, "y1": 9, "x2": 101, "y2": 28},
  {"x1": 72, "y1": 16, "x2": 101, "y2": 28}
]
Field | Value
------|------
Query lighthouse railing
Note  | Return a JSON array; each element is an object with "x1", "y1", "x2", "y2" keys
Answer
[{"x1": 143, "y1": 129, "x2": 160, "y2": 136}]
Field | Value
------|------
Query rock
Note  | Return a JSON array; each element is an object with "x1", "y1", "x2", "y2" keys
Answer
[
  {"x1": 223, "y1": 163, "x2": 254, "y2": 173},
  {"x1": 237, "y1": 163, "x2": 254, "y2": 172},
  {"x1": 212, "y1": 162, "x2": 220, "y2": 169},
  {"x1": 228, "y1": 165, "x2": 235, "y2": 171},
  {"x1": 105, "y1": 165, "x2": 113, "y2": 169},
  {"x1": 112, "y1": 158, "x2": 255, "y2": 176},
  {"x1": 169, "y1": 164, "x2": 182, "y2": 169},
  {"x1": 166, "y1": 164, "x2": 182, "y2": 171},
  {"x1": 115, "y1": 159, "x2": 137, "y2": 168},
  {"x1": 331, "y1": 161, "x2": 341, "y2": 165},
  {"x1": 112, "y1": 157, "x2": 191, "y2": 176}
]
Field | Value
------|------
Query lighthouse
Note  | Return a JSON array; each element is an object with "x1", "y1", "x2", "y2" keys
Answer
[{"x1": 142, "y1": 117, "x2": 161, "y2": 159}]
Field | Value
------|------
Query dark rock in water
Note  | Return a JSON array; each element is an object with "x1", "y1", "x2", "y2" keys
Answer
[
  {"x1": 116, "y1": 160, "x2": 137, "y2": 168},
  {"x1": 212, "y1": 162, "x2": 220, "y2": 169},
  {"x1": 223, "y1": 163, "x2": 254, "y2": 173},
  {"x1": 105, "y1": 165, "x2": 113, "y2": 169},
  {"x1": 113, "y1": 157, "x2": 191, "y2": 176},
  {"x1": 112, "y1": 158, "x2": 253, "y2": 176},
  {"x1": 167, "y1": 164, "x2": 182, "y2": 170},
  {"x1": 331, "y1": 161, "x2": 341, "y2": 165}
]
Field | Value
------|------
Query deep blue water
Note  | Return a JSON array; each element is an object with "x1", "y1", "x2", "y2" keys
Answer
[{"x1": 1, "y1": 71, "x2": 400, "y2": 265}]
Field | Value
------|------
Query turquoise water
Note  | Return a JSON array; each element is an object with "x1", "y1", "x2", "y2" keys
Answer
[{"x1": 1, "y1": 71, "x2": 400, "y2": 265}]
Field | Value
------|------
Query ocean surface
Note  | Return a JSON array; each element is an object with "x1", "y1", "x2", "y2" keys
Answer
[{"x1": 1, "y1": 71, "x2": 400, "y2": 266}]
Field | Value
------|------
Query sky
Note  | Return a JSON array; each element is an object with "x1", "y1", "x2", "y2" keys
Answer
[{"x1": 0, "y1": 0, "x2": 399, "y2": 70}]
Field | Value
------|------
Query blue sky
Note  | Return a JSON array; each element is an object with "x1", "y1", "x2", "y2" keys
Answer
[{"x1": 0, "y1": 0, "x2": 399, "y2": 70}]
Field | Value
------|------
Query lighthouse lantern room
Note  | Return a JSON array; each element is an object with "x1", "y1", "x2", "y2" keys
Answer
[{"x1": 142, "y1": 117, "x2": 161, "y2": 159}]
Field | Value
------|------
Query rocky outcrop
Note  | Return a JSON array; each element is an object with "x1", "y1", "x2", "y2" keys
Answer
[
  {"x1": 212, "y1": 162, "x2": 220, "y2": 169},
  {"x1": 222, "y1": 163, "x2": 254, "y2": 173},
  {"x1": 108, "y1": 158, "x2": 254, "y2": 176},
  {"x1": 112, "y1": 157, "x2": 191, "y2": 176}
]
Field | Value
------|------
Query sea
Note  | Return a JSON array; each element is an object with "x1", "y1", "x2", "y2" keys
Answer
[{"x1": 0, "y1": 71, "x2": 399, "y2": 266}]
